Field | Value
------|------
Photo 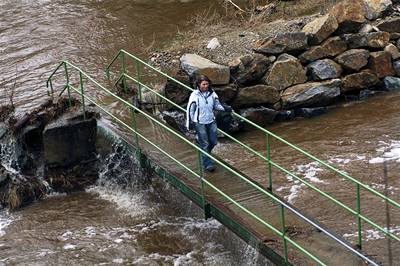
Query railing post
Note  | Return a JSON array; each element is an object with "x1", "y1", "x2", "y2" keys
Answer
[
  {"x1": 49, "y1": 79, "x2": 54, "y2": 97},
  {"x1": 135, "y1": 60, "x2": 143, "y2": 107},
  {"x1": 79, "y1": 72, "x2": 86, "y2": 120},
  {"x1": 356, "y1": 183, "x2": 362, "y2": 249},
  {"x1": 198, "y1": 150, "x2": 210, "y2": 219},
  {"x1": 63, "y1": 62, "x2": 72, "y2": 107},
  {"x1": 130, "y1": 107, "x2": 141, "y2": 159},
  {"x1": 280, "y1": 204, "x2": 289, "y2": 264},
  {"x1": 121, "y1": 52, "x2": 128, "y2": 94},
  {"x1": 265, "y1": 133, "x2": 272, "y2": 191}
]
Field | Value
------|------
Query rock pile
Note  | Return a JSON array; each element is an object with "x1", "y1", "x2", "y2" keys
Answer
[{"x1": 164, "y1": 0, "x2": 400, "y2": 128}]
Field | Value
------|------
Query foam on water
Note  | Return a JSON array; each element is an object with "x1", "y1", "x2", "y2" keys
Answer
[
  {"x1": 369, "y1": 140, "x2": 400, "y2": 164},
  {"x1": 0, "y1": 210, "x2": 15, "y2": 237},
  {"x1": 343, "y1": 226, "x2": 400, "y2": 241},
  {"x1": 281, "y1": 162, "x2": 325, "y2": 203},
  {"x1": 87, "y1": 186, "x2": 152, "y2": 218}
]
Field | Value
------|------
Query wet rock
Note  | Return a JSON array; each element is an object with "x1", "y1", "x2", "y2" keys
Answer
[
  {"x1": 384, "y1": 44, "x2": 400, "y2": 60},
  {"x1": 263, "y1": 54, "x2": 307, "y2": 90},
  {"x1": 164, "y1": 69, "x2": 192, "y2": 106},
  {"x1": 299, "y1": 37, "x2": 347, "y2": 63},
  {"x1": 335, "y1": 49, "x2": 370, "y2": 71},
  {"x1": 229, "y1": 54, "x2": 275, "y2": 86},
  {"x1": 307, "y1": 59, "x2": 342, "y2": 80},
  {"x1": 281, "y1": 79, "x2": 341, "y2": 109},
  {"x1": 363, "y1": 0, "x2": 392, "y2": 20},
  {"x1": 161, "y1": 110, "x2": 187, "y2": 134},
  {"x1": 359, "y1": 89, "x2": 377, "y2": 100},
  {"x1": 393, "y1": 60, "x2": 400, "y2": 76},
  {"x1": 213, "y1": 83, "x2": 238, "y2": 103},
  {"x1": 274, "y1": 110, "x2": 296, "y2": 122},
  {"x1": 302, "y1": 14, "x2": 338, "y2": 45},
  {"x1": 330, "y1": 0, "x2": 366, "y2": 33},
  {"x1": 368, "y1": 51, "x2": 394, "y2": 78},
  {"x1": 231, "y1": 84, "x2": 280, "y2": 108},
  {"x1": 359, "y1": 24, "x2": 374, "y2": 33},
  {"x1": 383, "y1": 76, "x2": 400, "y2": 90},
  {"x1": 295, "y1": 107, "x2": 328, "y2": 118},
  {"x1": 43, "y1": 112, "x2": 97, "y2": 168},
  {"x1": 342, "y1": 70, "x2": 379, "y2": 92},
  {"x1": 215, "y1": 112, "x2": 244, "y2": 135},
  {"x1": 390, "y1": 32, "x2": 400, "y2": 40},
  {"x1": 253, "y1": 32, "x2": 309, "y2": 55},
  {"x1": 180, "y1": 54, "x2": 230, "y2": 85},
  {"x1": 239, "y1": 107, "x2": 278, "y2": 128},
  {"x1": 376, "y1": 17, "x2": 400, "y2": 33},
  {"x1": 341, "y1": 32, "x2": 390, "y2": 49}
]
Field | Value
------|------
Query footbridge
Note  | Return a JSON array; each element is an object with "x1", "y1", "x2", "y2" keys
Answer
[{"x1": 46, "y1": 50, "x2": 400, "y2": 265}]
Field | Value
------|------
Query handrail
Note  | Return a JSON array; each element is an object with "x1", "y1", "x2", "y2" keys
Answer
[
  {"x1": 107, "y1": 49, "x2": 400, "y2": 210},
  {"x1": 122, "y1": 73, "x2": 400, "y2": 243},
  {"x1": 47, "y1": 61, "x2": 378, "y2": 265},
  {"x1": 105, "y1": 50, "x2": 400, "y2": 247}
]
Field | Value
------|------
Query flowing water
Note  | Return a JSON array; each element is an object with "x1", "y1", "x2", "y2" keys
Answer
[{"x1": 1, "y1": 0, "x2": 400, "y2": 264}]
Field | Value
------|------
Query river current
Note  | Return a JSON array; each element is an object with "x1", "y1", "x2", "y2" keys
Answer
[{"x1": 1, "y1": 0, "x2": 400, "y2": 265}]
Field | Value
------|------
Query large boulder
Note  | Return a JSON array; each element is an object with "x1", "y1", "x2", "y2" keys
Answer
[
  {"x1": 302, "y1": 14, "x2": 338, "y2": 45},
  {"x1": 299, "y1": 37, "x2": 347, "y2": 63},
  {"x1": 342, "y1": 70, "x2": 379, "y2": 92},
  {"x1": 263, "y1": 54, "x2": 307, "y2": 91},
  {"x1": 229, "y1": 54, "x2": 275, "y2": 86},
  {"x1": 164, "y1": 69, "x2": 192, "y2": 105},
  {"x1": 253, "y1": 32, "x2": 309, "y2": 55},
  {"x1": 239, "y1": 107, "x2": 278, "y2": 129},
  {"x1": 295, "y1": 107, "x2": 328, "y2": 118},
  {"x1": 231, "y1": 85, "x2": 280, "y2": 108},
  {"x1": 341, "y1": 32, "x2": 390, "y2": 49},
  {"x1": 330, "y1": 0, "x2": 366, "y2": 33},
  {"x1": 307, "y1": 59, "x2": 342, "y2": 80},
  {"x1": 383, "y1": 76, "x2": 400, "y2": 90},
  {"x1": 393, "y1": 60, "x2": 400, "y2": 76},
  {"x1": 43, "y1": 112, "x2": 97, "y2": 168},
  {"x1": 363, "y1": 0, "x2": 392, "y2": 20},
  {"x1": 335, "y1": 49, "x2": 370, "y2": 71},
  {"x1": 368, "y1": 51, "x2": 394, "y2": 78},
  {"x1": 376, "y1": 17, "x2": 400, "y2": 33},
  {"x1": 281, "y1": 79, "x2": 341, "y2": 109},
  {"x1": 384, "y1": 44, "x2": 400, "y2": 60},
  {"x1": 180, "y1": 54, "x2": 230, "y2": 85},
  {"x1": 213, "y1": 83, "x2": 238, "y2": 103}
]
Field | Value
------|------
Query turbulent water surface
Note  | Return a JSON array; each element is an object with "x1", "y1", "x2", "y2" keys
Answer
[{"x1": 1, "y1": 0, "x2": 400, "y2": 265}]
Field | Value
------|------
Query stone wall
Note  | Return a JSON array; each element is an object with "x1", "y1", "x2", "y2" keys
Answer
[{"x1": 166, "y1": 0, "x2": 400, "y2": 126}]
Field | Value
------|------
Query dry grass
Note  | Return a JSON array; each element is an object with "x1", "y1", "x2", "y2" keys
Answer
[{"x1": 164, "y1": 0, "x2": 341, "y2": 56}]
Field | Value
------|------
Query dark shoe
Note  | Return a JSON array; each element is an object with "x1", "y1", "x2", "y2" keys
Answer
[{"x1": 205, "y1": 165, "x2": 215, "y2": 172}]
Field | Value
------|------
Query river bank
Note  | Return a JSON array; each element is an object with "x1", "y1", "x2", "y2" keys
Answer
[{"x1": 147, "y1": 0, "x2": 400, "y2": 135}]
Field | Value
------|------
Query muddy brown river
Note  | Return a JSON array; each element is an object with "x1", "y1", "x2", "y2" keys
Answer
[{"x1": 1, "y1": 0, "x2": 400, "y2": 265}]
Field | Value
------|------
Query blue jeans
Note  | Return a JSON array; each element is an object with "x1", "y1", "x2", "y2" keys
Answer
[{"x1": 195, "y1": 121, "x2": 218, "y2": 169}]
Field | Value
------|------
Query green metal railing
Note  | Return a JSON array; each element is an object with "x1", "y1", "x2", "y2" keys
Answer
[
  {"x1": 47, "y1": 61, "x2": 377, "y2": 265},
  {"x1": 105, "y1": 49, "x2": 400, "y2": 250}
]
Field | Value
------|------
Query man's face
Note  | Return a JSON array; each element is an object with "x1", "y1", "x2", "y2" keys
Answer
[{"x1": 199, "y1": 81, "x2": 209, "y2": 92}]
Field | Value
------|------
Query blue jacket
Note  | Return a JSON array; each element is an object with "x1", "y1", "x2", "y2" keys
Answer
[{"x1": 186, "y1": 88, "x2": 225, "y2": 129}]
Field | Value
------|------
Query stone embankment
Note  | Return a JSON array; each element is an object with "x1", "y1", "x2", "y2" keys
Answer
[
  {"x1": 161, "y1": 0, "x2": 400, "y2": 132},
  {"x1": 0, "y1": 98, "x2": 99, "y2": 209}
]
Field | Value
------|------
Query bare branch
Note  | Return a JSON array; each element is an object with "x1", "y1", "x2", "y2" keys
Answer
[{"x1": 224, "y1": 0, "x2": 245, "y2": 12}]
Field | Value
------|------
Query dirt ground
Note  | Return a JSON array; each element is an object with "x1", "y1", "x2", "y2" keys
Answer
[{"x1": 149, "y1": 0, "x2": 341, "y2": 70}]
